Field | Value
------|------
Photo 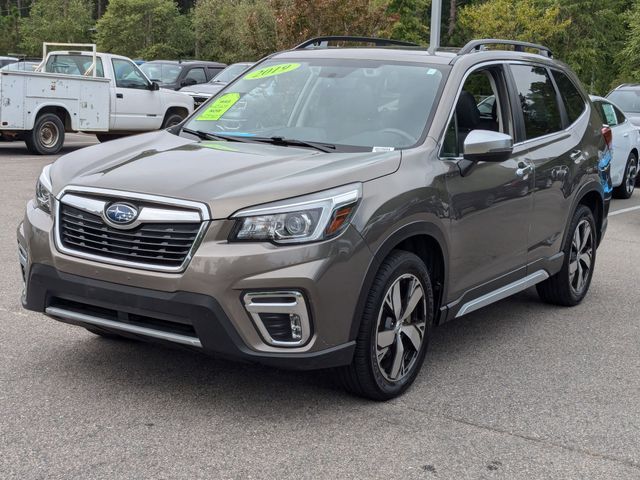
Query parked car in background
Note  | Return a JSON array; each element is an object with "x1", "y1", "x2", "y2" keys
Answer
[
  {"x1": 0, "y1": 56, "x2": 18, "y2": 68},
  {"x1": 19, "y1": 37, "x2": 612, "y2": 400},
  {"x1": 140, "y1": 60, "x2": 226, "y2": 91},
  {"x1": 1, "y1": 60, "x2": 41, "y2": 72},
  {"x1": 591, "y1": 95, "x2": 639, "y2": 198},
  {"x1": 179, "y1": 62, "x2": 253, "y2": 108},
  {"x1": 0, "y1": 43, "x2": 193, "y2": 154},
  {"x1": 607, "y1": 84, "x2": 640, "y2": 127}
]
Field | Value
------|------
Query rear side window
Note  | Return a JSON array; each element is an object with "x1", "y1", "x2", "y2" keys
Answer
[
  {"x1": 613, "y1": 104, "x2": 627, "y2": 123},
  {"x1": 46, "y1": 55, "x2": 104, "y2": 77},
  {"x1": 553, "y1": 70, "x2": 586, "y2": 123},
  {"x1": 185, "y1": 67, "x2": 206, "y2": 84},
  {"x1": 510, "y1": 65, "x2": 562, "y2": 140},
  {"x1": 596, "y1": 101, "x2": 618, "y2": 126}
]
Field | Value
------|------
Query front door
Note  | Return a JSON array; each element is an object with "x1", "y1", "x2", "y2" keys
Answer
[
  {"x1": 111, "y1": 58, "x2": 163, "y2": 131},
  {"x1": 442, "y1": 65, "x2": 534, "y2": 302}
]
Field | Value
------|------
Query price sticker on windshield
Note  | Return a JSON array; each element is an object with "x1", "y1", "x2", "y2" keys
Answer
[
  {"x1": 244, "y1": 63, "x2": 301, "y2": 80},
  {"x1": 197, "y1": 93, "x2": 241, "y2": 121}
]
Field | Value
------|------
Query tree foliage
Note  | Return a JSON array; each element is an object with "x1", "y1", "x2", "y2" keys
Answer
[
  {"x1": 95, "y1": 0, "x2": 192, "y2": 59},
  {"x1": 19, "y1": 0, "x2": 94, "y2": 56}
]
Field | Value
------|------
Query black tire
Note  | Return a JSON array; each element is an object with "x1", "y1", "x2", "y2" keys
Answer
[
  {"x1": 537, "y1": 205, "x2": 597, "y2": 306},
  {"x1": 95, "y1": 133, "x2": 125, "y2": 143},
  {"x1": 25, "y1": 113, "x2": 65, "y2": 155},
  {"x1": 613, "y1": 152, "x2": 637, "y2": 199},
  {"x1": 162, "y1": 111, "x2": 186, "y2": 129},
  {"x1": 338, "y1": 250, "x2": 434, "y2": 401}
]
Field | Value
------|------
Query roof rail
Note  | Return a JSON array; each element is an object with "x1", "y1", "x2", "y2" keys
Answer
[
  {"x1": 459, "y1": 39, "x2": 553, "y2": 58},
  {"x1": 294, "y1": 36, "x2": 419, "y2": 50}
]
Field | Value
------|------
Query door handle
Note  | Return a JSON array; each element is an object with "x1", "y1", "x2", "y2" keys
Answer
[
  {"x1": 516, "y1": 164, "x2": 533, "y2": 177},
  {"x1": 116, "y1": 93, "x2": 123, "y2": 99}
]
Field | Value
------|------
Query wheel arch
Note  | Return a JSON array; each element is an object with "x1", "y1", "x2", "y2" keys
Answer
[
  {"x1": 568, "y1": 183, "x2": 605, "y2": 247},
  {"x1": 32, "y1": 104, "x2": 73, "y2": 131},
  {"x1": 349, "y1": 222, "x2": 449, "y2": 341}
]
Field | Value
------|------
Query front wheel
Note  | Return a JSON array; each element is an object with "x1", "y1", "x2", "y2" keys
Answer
[
  {"x1": 613, "y1": 152, "x2": 637, "y2": 199},
  {"x1": 339, "y1": 250, "x2": 434, "y2": 401},
  {"x1": 162, "y1": 111, "x2": 186, "y2": 129},
  {"x1": 25, "y1": 113, "x2": 65, "y2": 155},
  {"x1": 537, "y1": 205, "x2": 596, "y2": 306}
]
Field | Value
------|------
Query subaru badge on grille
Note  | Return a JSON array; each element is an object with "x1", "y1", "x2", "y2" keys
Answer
[{"x1": 105, "y1": 203, "x2": 138, "y2": 225}]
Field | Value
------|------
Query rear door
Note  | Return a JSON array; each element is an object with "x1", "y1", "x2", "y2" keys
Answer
[
  {"x1": 111, "y1": 57, "x2": 163, "y2": 131},
  {"x1": 509, "y1": 65, "x2": 590, "y2": 270}
]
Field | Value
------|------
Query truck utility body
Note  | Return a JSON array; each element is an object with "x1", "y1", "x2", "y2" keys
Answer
[{"x1": 0, "y1": 43, "x2": 193, "y2": 154}]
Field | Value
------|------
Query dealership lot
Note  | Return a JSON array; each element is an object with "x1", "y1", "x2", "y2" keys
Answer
[{"x1": 1, "y1": 134, "x2": 639, "y2": 479}]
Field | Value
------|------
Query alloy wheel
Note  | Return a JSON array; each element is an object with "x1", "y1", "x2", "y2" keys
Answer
[
  {"x1": 569, "y1": 219, "x2": 593, "y2": 295},
  {"x1": 375, "y1": 273, "x2": 427, "y2": 382}
]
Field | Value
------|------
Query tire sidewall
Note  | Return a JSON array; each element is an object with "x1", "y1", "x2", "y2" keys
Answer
[
  {"x1": 365, "y1": 253, "x2": 434, "y2": 398},
  {"x1": 163, "y1": 113, "x2": 185, "y2": 129},
  {"x1": 31, "y1": 114, "x2": 64, "y2": 155}
]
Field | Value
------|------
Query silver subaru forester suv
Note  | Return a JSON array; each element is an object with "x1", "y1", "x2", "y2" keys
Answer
[{"x1": 19, "y1": 37, "x2": 612, "y2": 400}]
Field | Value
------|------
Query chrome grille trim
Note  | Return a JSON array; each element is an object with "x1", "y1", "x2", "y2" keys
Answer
[{"x1": 54, "y1": 186, "x2": 211, "y2": 273}]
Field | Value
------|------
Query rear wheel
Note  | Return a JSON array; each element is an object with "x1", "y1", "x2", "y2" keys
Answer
[
  {"x1": 162, "y1": 111, "x2": 186, "y2": 129},
  {"x1": 25, "y1": 113, "x2": 65, "y2": 155},
  {"x1": 537, "y1": 205, "x2": 596, "y2": 306},
  {"x1": 339, "y1": 251, "x2": 434, "y2": 401},
  {"x1": 613, "y1": 152, "x2": 637, "y2": 199}
]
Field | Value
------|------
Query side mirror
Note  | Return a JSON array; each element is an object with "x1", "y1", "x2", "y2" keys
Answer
[
  {"x1": 181, "y1": 78, "x2": 197, "y2": 87},
  {"x1": 149, "y1": 81, "x2": 160, "y2": 91},
  {"x1": 463, "y1": 130, "x2": 513, "y2": 163}
]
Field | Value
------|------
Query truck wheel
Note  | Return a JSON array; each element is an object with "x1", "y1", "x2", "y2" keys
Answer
[
  {"x1": 338, "y1": 250, "x2": 434, "y2": 401},
  {"x1": 25, "y1": 113, "x2": 65, "y2": 155},
  {"x1": 96, "y1": 133, "x2": 125, "y2": 143},
  {"x1": 162, "y1": 111, "x2": 186, "y2": 129},
  {"x1": 536, "y1": 205, "x2": 596, "y2": 306}
]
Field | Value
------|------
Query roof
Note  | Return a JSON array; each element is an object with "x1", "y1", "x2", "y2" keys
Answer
[{"x1": 144, "y1": 60, "x2": 226, "y2": 67}]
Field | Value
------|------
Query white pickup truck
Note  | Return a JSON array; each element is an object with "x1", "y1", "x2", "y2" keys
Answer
[{"x1": 0, "y1": 43, "x2": 193, "y2": 154}]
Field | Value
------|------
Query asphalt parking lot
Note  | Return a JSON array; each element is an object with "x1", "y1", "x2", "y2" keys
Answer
[{"x1": 1, "y1": 134, "x2": 639, "y2": 479}]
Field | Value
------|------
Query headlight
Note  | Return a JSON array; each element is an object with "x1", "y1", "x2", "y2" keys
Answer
[
  {"x1": 230, "y1": 184, "x2": 361, "y2": 244},
  {"x1": 35, "y1": 165, "x2": 53, "y2": 213}
]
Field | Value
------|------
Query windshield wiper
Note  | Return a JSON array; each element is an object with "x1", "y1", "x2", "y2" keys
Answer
[
  {"x1": 250, "y1": 136, "x2": 336, "y2": 153},
  {"x1": 181, "y1": 128, "x2": 255, "y2": 143}
]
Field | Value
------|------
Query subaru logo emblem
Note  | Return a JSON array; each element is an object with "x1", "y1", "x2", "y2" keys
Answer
[{"x1": 105, "y1": 203, "x2": 138, "y2": 225}]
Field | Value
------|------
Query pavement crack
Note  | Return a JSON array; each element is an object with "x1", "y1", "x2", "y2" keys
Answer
[{"x1": 425, "y1": 409, "x2": 640, "y2": 471}]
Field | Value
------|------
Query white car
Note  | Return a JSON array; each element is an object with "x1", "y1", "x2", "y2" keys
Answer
[{"x1": 591, "y1": 95, "x2": 638, "y2": 198}]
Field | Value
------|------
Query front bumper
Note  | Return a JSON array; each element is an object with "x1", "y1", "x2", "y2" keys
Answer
[{"x1": 18, "y1": 200, "x2": 371, "y2": 369}]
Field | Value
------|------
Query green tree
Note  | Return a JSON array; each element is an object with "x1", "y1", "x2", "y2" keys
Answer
[
  {"x1": 387, "y1": 0, "x2": 429, "y2": 45},
  {"x1": 20, "y1": 0, "x2": 94, "y2": 56},
  {"x1": 0, "y1": 7, "x2": 22, "y2": 55},
  {"x1": 95, "y1": 0, "x2": 193, "y2": 59},
  {"x1": 457, "y1": 0, "x2": 570, "y2": 46}
]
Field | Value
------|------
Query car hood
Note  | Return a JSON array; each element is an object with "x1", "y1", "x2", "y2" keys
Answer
[
  {"x1": 50, "y1": 131, "x2": 401, "y2": 219},
  {"x1": 179, "y1": 83, "x2": 225, "y2": 96}
]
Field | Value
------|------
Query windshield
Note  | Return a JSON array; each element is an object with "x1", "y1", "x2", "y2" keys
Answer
[
  {"x1": 607, "y1": 90, "x2": 640, "y2": 113},
  {"x1": 211, "y1": 63, "x2": 252, "y2": 84},
  {"x1": 183, "y1": 59, "x2": 445, "y2": 150},
  {"x1": 140, "y1": 63, "x2": 182, "y2": 84}
]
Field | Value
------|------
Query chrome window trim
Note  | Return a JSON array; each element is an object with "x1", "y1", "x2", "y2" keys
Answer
[
  {"x1": 437, "y1": 60, "x2": 590, "y2": 159},
  {"x1": 54, "y1": 185, "x2": 211, "y2": 273}
]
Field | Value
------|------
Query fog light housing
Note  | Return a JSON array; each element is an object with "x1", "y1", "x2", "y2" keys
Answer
[{"x1": 243, "y1": 291, "x2": 311, "y2": 347}]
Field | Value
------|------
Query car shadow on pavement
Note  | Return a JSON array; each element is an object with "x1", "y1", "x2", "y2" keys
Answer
[{"x1": 44, "y1": 287, "x2": 552, "y2": 410}]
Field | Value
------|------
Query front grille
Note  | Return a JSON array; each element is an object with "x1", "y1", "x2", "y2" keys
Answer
[{"x1": 59, "y1": 204, "x2": 201, "y2": 268}]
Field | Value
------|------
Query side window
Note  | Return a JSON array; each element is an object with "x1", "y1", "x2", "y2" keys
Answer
[
  {"x1": 552, "y1": 70, "x2": 586, "y2": 124},
  {"x1": 185, "y1": 67, "x2": 206, "y2": 84},
  {"x1": 207, "y1": 66, "x2": 223, "y2": 79},
  {"x1": 597, "y1": 101, "x2": 619, "y2": 126},
  {"x1": 441, "y1": 68, "x2": 510, "y2": 158},
  {"x1": 510, "y1": 65, "x2": 562, "y2": 140},
  {"x1": 112, "y1": 58, "x2": 149, "y2": 89},
  {"x1": 612, "y1": 105, "x2": 627, "y2": 124}
]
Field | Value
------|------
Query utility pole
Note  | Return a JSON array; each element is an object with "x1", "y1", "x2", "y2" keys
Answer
[{"x1": 428, "y1": 0, "x2": 442, "y2": 54}]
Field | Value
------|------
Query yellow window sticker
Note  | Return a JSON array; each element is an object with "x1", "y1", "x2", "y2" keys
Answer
[
  {"x1": 197, "y1": 93, "x2": 241, "y2": 121},
  {"x1": 244, "y1": 63, "x2": 301, "y2": 80}
]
